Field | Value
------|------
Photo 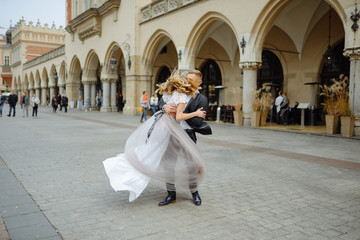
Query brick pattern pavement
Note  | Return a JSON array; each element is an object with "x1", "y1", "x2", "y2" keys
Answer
[{"x1": 0, "y1": 107, "x2": 360, "y2": 240}]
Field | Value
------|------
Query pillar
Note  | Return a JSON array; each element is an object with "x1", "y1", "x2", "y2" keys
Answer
[
  {"x1": 240, "y1": 62, "x2": 261, "y2": 126},
  {"x1": 35, "y1": 88, "x2": 41, "y2": 101},
  {"x1": 59, "y1": 83, "x2": 65, "y2": 95},
  {"x1": 110, "y1": 79, "x2": 118, "y2": 112},
  {"x1": 100, "y1": 78, "x2": 111, "y2": 112},
  {"x1": 41, "y1": 88, "x2": 47, "y2": 106},
  {"x1": 82, "y1": 81, "x2": 91, "y2": 110},
  {"x1": 49, "y1": 86, "x2": 55, "y2": 100},
  {"x1": 90, "y1": 84, "x2": 96, "y2": 110},
  {"x1": 344, "y1": 49, "x2": 360, "y2": 136},
  {"x1": 29, "y1": 88, "x2": 34, "y2": 98}
]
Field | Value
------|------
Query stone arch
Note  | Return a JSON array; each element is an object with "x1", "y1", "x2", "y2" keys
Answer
[
  {"x1": 29, "y1": 72, "x2": 35, "y2": 89},
  {"x1": 24, "y1": 73, "x2": 29, "y2": 91},
  {"x1": 104, "y1": 41, "x2": 126, "y2": 73},
  {"x1": 49, "y1": 64, "x2": 57, "y2": 86},
  {"x1": 68, "y1": 55, "x2": 82, "y2": 105},
  {"x1": 249, "y1": 0, "x2": 347, "y2": 61},
  {"x1": 59, "y1": 61, "x2": 66, "y2": 84},
  {"x1": 41, "y1": 67, "x2": 49, "y2": 88},
  {"x1": 185, "y1": 11, "x2": 239, "y2": 68},
  {"x1": 142, "y1": 29, "x2": 177, "y2": 73},
  {"x1": 35, "y1": 70, "x2": 41, "y2": 88},
  {"x1": 12, "y1": 76, "x2": 17, "y2": 91}
]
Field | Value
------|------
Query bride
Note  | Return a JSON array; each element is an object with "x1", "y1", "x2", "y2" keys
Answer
[{"x1": 103, "y1": 70, "x2": 206, "y2": 202}]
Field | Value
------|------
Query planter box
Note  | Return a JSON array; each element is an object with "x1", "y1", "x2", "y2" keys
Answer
[
  {"x1": 233, "y1": 110, "x2": 243, "y2": 126},
  {"x1": 251, "y1": 111, "x2": 261, "y2": 127},
  {"x1": 340, "y1": 116, "x2": 355, "y2": 137},
  {"x1": 325, "y1": 115, "x2": 340, "y2": 134},
  {"x1": 260, "y1": 110, "x2": 268, "y2": 126}
]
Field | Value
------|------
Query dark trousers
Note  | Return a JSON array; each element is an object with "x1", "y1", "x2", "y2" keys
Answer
[
  {"x1": 166, "y1": 129, "x2": 198, "y2": 192},
  {"x1": 64, "y1": 105, "x2": 68, "y2": 113},
  {"x1": 8, "y1": 105, "x2": 15, "y2": 116},
  {"x1": 32, "y1": 106, "x2": 38, "y2": 116}
]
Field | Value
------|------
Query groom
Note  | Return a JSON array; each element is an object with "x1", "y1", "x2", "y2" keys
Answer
[{"x1": 158, "y1": 69, "x2": 211, "y2": 206}]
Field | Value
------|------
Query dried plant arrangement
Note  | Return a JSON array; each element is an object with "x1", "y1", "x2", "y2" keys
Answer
[
  {"x1": 320, "y1": 74, "x2": 351, "y2": 116},
  {"x1": 253, "y1": 84, "x2": 273, "y2": 111}
]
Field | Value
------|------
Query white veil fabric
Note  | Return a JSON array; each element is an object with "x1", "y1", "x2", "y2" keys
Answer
[{"x1": 103, "y1": 92, "x2": 205, "y2": 202}]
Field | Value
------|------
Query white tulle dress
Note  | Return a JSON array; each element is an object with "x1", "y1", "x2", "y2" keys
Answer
[{"x1": 103, "y1": 91, "x2": 205, "y2": 202}]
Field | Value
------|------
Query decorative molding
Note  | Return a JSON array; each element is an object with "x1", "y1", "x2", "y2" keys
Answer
[
  {"x1": 11, "y1": 61, "x2": 21, "y2": 68},
  {"x1": 65, "y1": 0, "x2": 120, "y2": 41},
  {"x1": 23, "y1": 45, "x2": 65, "y2": 70},
  {"x1": 343, "y1": 47, "x2": 360, "y2": 60},
  {"x1": 140, "y1": 0, "x2": 202, "y2": 23},
  {"x1": 239, "y1": 61, "x2": 262, "y2": 70}
]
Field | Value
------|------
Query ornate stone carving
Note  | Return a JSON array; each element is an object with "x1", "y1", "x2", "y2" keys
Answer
[
  {"x1": 152, "y1": 1, "x2": 167, "y2": 18},
  {"x1": 239, "y1": 61, "x2": 262, "y2": 70},
  {"x1": 140, "y1": 0, "x2": 202, "y2": 23},
  {"x1": 78, "y1": 17, "x2": 101, "y2": 41},
  {"x1": 344, "y1": 47, "x2": 360, "y2": 60}
]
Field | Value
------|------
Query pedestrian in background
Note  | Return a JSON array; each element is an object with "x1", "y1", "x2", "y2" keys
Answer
[
  {"x1": 274, "y1": 91, "x2": 283, "y2": 124},
  {"x1": 150, "y1": 93, "x2": 159, "y2": 115},
  {"x1": 62, "y1": 94, "x2": 69, "y2": 113},
  {"x1": 31, "y1": 94, "x2": 40, "y2": 117},
  {"x1": 52, "y1": 94, "x2": 58, "y2": 113},
  {"x1": 117, "y1": 92, "x2": 123, "y2": 112},
  {"x1": 0, "y1": 91, "x2": 5, "y2": 117},
  {"x1": 280, "y1": 92, "x2": 289, "y2": 126},
  {"x1": 140, "y1": 91, "x2": 148, "y2": 123},
  {"x1": 7, "y1": 90, "x2": 18, "y2": 117},
  {"x1": 57, "y1": 93, "x2": 63, "y2": 111},
  {"x1": 96, "y1": 92, "x2": 101, "y2": 111},
  {"x1": 21, "y1": 92, "x2": 30, "y2": 117}
]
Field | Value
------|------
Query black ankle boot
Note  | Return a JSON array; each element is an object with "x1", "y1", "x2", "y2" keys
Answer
[
  {"x1": 158, "y1": 191, "x2": 176, "y2": 206},
  {"x1": 192, "y1": 191, "x2": 201, "y2": 205}
]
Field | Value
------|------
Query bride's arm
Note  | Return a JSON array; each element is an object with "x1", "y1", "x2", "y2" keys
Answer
[{"x1": 175, "y1": 103, "x2": 206, "y2": 121}]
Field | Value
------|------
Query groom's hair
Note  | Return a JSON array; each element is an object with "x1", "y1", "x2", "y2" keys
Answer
[{"x1": 188, "y1": 69, "x2": 202, "y2": 79}]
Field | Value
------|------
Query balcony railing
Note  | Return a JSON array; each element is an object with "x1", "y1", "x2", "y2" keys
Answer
[{"x1": 140, "y1": 0, "x2": 202, "y2": 23}]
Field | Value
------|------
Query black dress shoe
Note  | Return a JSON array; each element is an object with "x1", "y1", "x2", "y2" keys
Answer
[
  {"x1": 158, "y1": 191, "x2": 176, "y2": 206},
  {"x1": 7, "y1": 114, "x2": 10, "y2": 117},
  {"x1": 192, "y1": 191, "x2": 202, "y2": 205}
]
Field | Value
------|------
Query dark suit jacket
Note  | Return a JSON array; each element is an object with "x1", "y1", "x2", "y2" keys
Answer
[{"x1": 158, "y1": 93, "x2": 211, "y2": 132}]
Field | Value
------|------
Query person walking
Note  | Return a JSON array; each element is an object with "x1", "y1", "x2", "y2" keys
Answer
[
  {"x1": 7, "y1": 90, "x2": 18, "y2": 117},
  {"x1": 0, "y1": 91, "x2": 5, "y2": 117},
  {"x1": 117, "y1": 93, "x2": 123, "y2": 111},
  {"x1": 31, "y1": 94, "x2": 40, "y2": 117},
  {"x1": 280, "y1": 92, "x2": 289, "y2": 126},
  {"x1": 96, "y1": 93, "x2": 101, "y2": 111},
  {"x1": 274, "y1": 91, "x2": 283, "y2": 124},
  {"x1": 62, "y1": 94, "x2": 69, "y2": 113},
  {"x1": 140, "y1": 91, "x2": 149, "y2": 122},
  {"x1": 150, "y1": 93, "x2": 159, "y2": 115},
  {"x1": 103, "y1": 70, "x2": 206, "y2": 203},
  {"x1": 57, "y1": 93, "x2": 63, "y2": 111},
  {"x1": 159, "y1": 69, "x2": 211, "y2": 206},
  {"x1": 21, "y1": 92, "x2": 30, "y2": 117},
  {"x1": 51, "y1": 94, "x2": 58, "y2": 113}
]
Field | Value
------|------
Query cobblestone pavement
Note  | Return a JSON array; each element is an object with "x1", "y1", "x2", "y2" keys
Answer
[{"x1": 0, "y1": 106, "x2": 360, "y2": 240}]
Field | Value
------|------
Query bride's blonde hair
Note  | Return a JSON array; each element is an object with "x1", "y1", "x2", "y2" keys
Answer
[{"x1": 156, "y1": 69, "x2": 197, "y2": 97}]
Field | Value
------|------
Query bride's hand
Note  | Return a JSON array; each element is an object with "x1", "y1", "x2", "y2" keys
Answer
[{"x1": 195, "y1": 107, "x2": 206, "y2": 118}]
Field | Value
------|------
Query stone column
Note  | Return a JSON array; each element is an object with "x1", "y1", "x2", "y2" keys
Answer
[
  {"x1": 59, "y1": 83, "x2": 65, "y2": 95},
  {"x1": 35, "y1": 88, "x2": 41, "y2": 101},
  {"x1": 240, "y1": 61, "x2": 262, "y2": 126},
  {"x1": 110, "y1": 79, "x2": 118, "y2": 112},
  {"x1": 29, "y1": 88, "x2": 34, "y2": 98},
  {"x1": 82, "y1": 81, "x2": 91, "y2": 110},
  {"x1": 344, "y1": 49, "x2": 360, "y2": 136},
  {"x1": 90, "y1": 84, "x2": 96, "y2": 110},
  {"x1": 41, "y1": 88, "x2": 47, "y2": 106},
  {"x1": 100, "y1": 78, "x2": 111, "y2": 112},
  {"x1": 49, "y1": 86, "x2": 55, "y2": 100}
]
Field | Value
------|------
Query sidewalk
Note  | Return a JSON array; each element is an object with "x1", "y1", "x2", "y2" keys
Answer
[{"x1": 0, "y1": 106, "x2": 360, "y2": 240}]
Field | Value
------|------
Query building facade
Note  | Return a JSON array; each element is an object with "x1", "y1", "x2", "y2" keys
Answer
[{"x1": 7, "y1": 0, "x2": 360, "y2": 136}]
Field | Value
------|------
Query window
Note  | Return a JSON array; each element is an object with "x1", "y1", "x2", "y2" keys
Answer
[{"x1": 5, "y1": 56, "x2": 10, "y2": 66}]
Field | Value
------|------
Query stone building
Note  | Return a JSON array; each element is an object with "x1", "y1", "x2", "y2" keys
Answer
[
  {"x1": 0, "y1": 31, "x2": 12, "y2": 91},
  {"x1": 7, "y1": 0, "x2": 360, "y2": 136}
]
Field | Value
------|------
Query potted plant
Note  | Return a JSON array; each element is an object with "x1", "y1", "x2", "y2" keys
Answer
[
  {"x1": 233, "y1": 102, "x2": 243, "y2": 126},
  {"x1": 320, "y1": 74, "x2": 352, "y2": 135},
  {"x1": 252, "y1": 84, "x2": 273, "y2": 127}
]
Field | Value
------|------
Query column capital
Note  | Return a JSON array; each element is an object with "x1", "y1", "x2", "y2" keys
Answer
[
  {"x1": 58, "y1": 83, "x2": 65, "y2": 87},
  {"x1": 344, "y1": 48, "x2": 360, "y2": 60},
  {"x1": 239, "y1": 61, "x2": 262, "y2": 70},
  {"x1": 101, "y1": 77, "x2": 117, "y2": 83},
  {"x1": 82, "y1": 80, "x2": 97, "y2": 85},
  {"x1": 48, "y1": 84, "x2": 56, "y2": 88}
]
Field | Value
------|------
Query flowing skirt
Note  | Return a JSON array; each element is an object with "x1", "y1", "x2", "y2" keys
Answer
[{"x1": 103, "y1": 113, "x2": 205, "y2": 202}]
